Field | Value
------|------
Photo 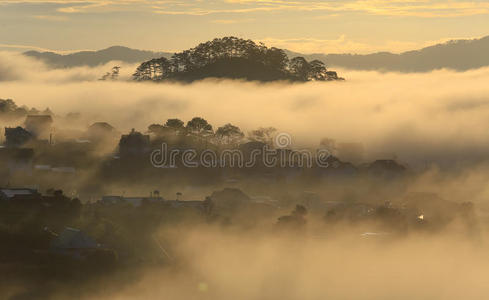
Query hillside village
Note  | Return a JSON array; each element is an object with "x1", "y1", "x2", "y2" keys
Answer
[{"x1": 0, "y1": 97, "x2": 480, "y2": 298}]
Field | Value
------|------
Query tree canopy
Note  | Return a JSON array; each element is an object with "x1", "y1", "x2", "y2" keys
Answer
[{"x1": 133, "y1": 37, "x2": 343, "y2": 82}]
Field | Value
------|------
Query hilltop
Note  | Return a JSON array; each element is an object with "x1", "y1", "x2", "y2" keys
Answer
[{"x1": 132, "y1": 37, "x2": 342, "y2": 83}]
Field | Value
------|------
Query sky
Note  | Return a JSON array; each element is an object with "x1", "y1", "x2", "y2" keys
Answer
[{"x1": 0, "y1": 0, "x2": 488, "y2": 54}]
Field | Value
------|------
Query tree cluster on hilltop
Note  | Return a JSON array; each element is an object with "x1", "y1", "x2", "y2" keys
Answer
[
  {"x1": 133, "y1": 37, "x2": 344, "y2": 82},
  {"x1": 0, "y1": 99, "x2": 52, "y2": 121}
]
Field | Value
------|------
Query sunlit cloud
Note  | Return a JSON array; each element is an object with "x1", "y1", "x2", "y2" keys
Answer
[
  {"x1": 1, "y1": 0, "x2": 488, "y2": 17},
  {"x1": 1, "y1": 0, "x2": 488, "y2": 55},
  {"x1": 153, "y1": 0, "x2": 489, "y2": 18}
]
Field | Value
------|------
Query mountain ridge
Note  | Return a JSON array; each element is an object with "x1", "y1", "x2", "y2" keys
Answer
[
  {"x1": 287, "y1": 35, "x2": 489, "y2": 72},
  {"x1": 24, "y1": 45, "x2": 173, "y2": 68},
  {"x1": 23, "y1": 36, "x2": 489, "y2": 72}
]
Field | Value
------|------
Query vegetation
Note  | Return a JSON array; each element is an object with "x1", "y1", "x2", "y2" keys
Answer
[
  {"x1": 0, "y1": 99, "x2": 52, "y2": 121},
  {"x1": 133, "y1": 37, "x2": 343, "y2": 82},
  {"x1": 99, "y1": 66, "x2": 121, "y2": 81}
]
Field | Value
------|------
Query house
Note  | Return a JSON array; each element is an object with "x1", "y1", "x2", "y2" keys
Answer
[
  {"x1": 24, "y1": 115, "x2": 53, "y2": 138},
  {"x1": 0, "y1": 188, "x2": 40, "y2": 202},
  {"x1": 124, "y1": 197, "x2": 163, "y2": 207},
  {"x1": 118, "y1": 129, "x2": 150, "y2": 157},
  {"x1": 210, "y1": 187, "x2": 250, "y2": 209},
  {"x1": 87, "y1": 122, "x2": 118, "y2": 141},
  {"x1": 4, "y1": 127, "x2": 33, "y2": 147},
  {"x1": 50, "y1": 227, "x2": 101, "y2": 259},
  {"x1": 101, "y1": 195, "x2": 164, "y2": 207},
  {"x1": 88, "y1": 122, "x2": 115, "y2": 134},
  {"x1": 100, "y1": 195, "x2": 124, "y2": 205},
  {"x1": 165, "y1": 200, "x2": 205, "y2": 210},
  {"x1": 51, "y1": 167, "x2": 76, "y2": 174}
]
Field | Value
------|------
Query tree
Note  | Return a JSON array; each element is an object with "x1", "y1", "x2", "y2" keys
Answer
[
  {"x1": 215, "y1": 123, "x2": 244, "y2": 146},
  {"x1": 187, "y1": 117, "x2": 213, "y2": 135},
  {"x1": 309, "y1": 60, "x2": 329, "y2": 81},
  {"x1": 111, "y1": 66, "x2": 121, "y2": 80},
  {"x1": 248, "y1": 127, "x2": 277, "y2": 145},
  {"x1": 148, "y1": 124, "x2": 168, "y2": 136},
  {"x1": 0, "y1": 99, "x2": 29, "y2": 120},
  {"x1": 165, "y1": 118, "x2": 184, "y2": 130},
  {"x1": 100, "y1": 66, "x2": 121, "y2": 81},
  {"x1": 265, "y1": 47, "x2": 289, "y2": 71},
  {"x1": 133, "y1": 58, "x2": 171, "y2": 81},
  {"x1": 289, "y1": 57, "x2": 311, "y2": 81},
  {"x1": 0, "y1": 99, "x2": 18, "y2": 113}
]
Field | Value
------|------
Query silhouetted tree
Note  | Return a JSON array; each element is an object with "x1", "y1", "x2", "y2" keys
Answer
[
  {"x1": 187, "y1": 117, "x2": 213, "y2": 135},
  {"x1": 148, "y1": 124, "x2": 167, "y2": 136},
  {"x1": 0, "y1": 99, "x2": 29, "y2": 120},
  {"x1": 289, "y1": 57, "x2": 310, "y2": 81},
  {"x1": 165, "y1": 118, "x2": 185, "y2": 135},
  {"x1": 165, "y1": 118, "x2": 184, "y2": 129},
  {"x1": 308, "y1": 60, "x2": 326, "y2": 80},
  {"x1": 99, "y1": 66, "x2": 121, "y2": 81},
  {"x1": 133, "y1": 58, "x2": 171, "y2": 81},
  {"x1": 215, "y1": 123, "x2": 244, "y2": 146},
  {"x1": 265, "y1": 47, "x2": 289, "y2": 71}
]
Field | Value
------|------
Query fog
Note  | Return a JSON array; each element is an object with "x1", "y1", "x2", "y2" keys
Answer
[
  {"x1": 3, "y1": 52, "x2": 489, "y2": 300},
  {"x1": 40, "y1": 227, "x2": 489, "y2": 300},
  {"x1": 2, "y1": 52, "x2": 489, "y2": 169}
]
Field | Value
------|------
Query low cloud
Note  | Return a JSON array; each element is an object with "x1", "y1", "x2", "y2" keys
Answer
[{"x1": 2, "y1": 52, "x2": 489, "y2": 169}]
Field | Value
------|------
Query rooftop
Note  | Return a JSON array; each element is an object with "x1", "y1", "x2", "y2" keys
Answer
[{"x1": 0, "y1": 188, "x2": 38, "y2": 199}]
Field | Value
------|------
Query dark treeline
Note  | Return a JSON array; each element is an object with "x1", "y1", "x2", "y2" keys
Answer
[
  {"x1": 132, "y1": 37, "x2": 344, "y2": 82},
  {"x1": 0, "y1": 98, "x2": 52, "y2": 121}
]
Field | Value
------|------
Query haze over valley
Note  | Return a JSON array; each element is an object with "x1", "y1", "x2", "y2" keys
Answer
[{"x1": 1, "y1": 1, "x2": 489, "y2": 299}]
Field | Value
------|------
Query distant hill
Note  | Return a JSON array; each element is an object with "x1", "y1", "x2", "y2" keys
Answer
[
  {"x1": 286, "y1": 35, "x2": 489, "y2": 72},
  {"x1": 132, "y1": 37, "x2": 342, "y2": 83},
  {"x1": 23, "y1": 35, "x2": 489, "y2": 72},
  {"x1": 24, "y1": 46, "x2": 172, "y2": 68}
]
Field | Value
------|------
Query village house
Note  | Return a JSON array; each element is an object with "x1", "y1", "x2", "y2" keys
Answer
[
  {"x1": 4, "y1": 126, "x2": 33, "y2": 148},
  {"x1": 0, "y1": 188, "x2": 40, "y2": 202},
  {"x1": 101, "y1": 195, "x2": 164, "y2": 207},
  {"x1": 118, "y1": 129, "x2": 150, "y2": 157},
  {"x1": 50, "y1": 227, "x2": 101, "y2": 259}
]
